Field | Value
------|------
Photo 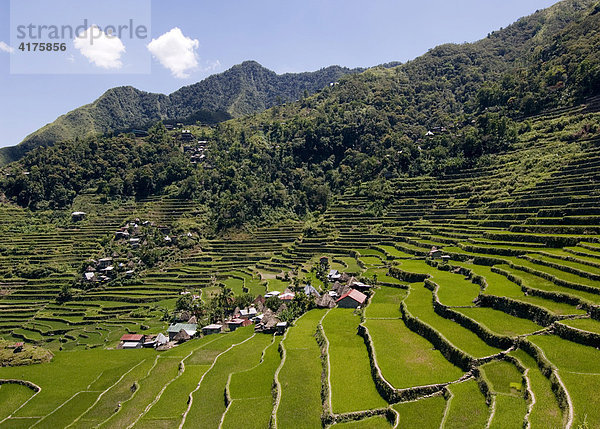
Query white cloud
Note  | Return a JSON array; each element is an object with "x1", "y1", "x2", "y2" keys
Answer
[
  {"x1": 74, "y1": 25, "x2": 125, "y2": 69},
  {"x1": 147, "y1": 27, "x2": 199, "y2": 78},
  {"x1": 0, "y1": 41, "x2": 14, "y2": 53}
]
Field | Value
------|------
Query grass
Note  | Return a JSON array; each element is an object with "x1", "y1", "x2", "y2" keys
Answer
[
  {"x1": 480, "y1": 360, "x2": 527, "y2": 428},
  {"x1": 560, "y1": 317, "x2": 600, "y2": 334},
  {"x1": 444, "y1": 379, "x2": 489, "y2": 429},
  {"x1": 364, "y1": 319, "x2": 463, "y2": 389},
  {"x1": 277, "y1": 310, "x2": 324, "y2": 429},
  {"x1": 457, "y1": 263, "x2": 585, "y2": 315},
  {"x1": 322, "y1": 309, "x2": 387, "y2": 413},
  {"x1": 364, "y1": 286, "x2": 406, "y2": 319},
  {"x1": 456, "y1": 307, "x2": 542, "y2": 337},
  {"x1": 182, "y1": 330, "x2": 273, "y2": 428},
  {"x1": 392, "y1": 394, "x2": 446, "y2": 429},
  {"x1": 336, "y1": 257, "x2": 364, "y2": 274},
  {"x1": 404, "y1": 284, "x2": 500, "y2": 358},
  {"x1": 222, "y1": 336, "x2": 283, "y2": 428},
  {"x1": 0, "y1": 383, "x2": 35, "y2": 421},
  {"x1": 330, "y1": 415, "x2": 392, "y2": 428},
  {"x1": 528, "y1": 335, "x2": 600, "y2": 427}
]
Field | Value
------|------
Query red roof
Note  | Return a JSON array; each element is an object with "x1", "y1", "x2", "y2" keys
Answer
[
  {"x1": 120, "y1": 334, "x2": 143, "y2": 342},
  {"x1": 14, "y1": 342, "x2": 24, "y2": 347},
  {"x1": 336, "y1": 289, "x2": 367, "y2": 304}
]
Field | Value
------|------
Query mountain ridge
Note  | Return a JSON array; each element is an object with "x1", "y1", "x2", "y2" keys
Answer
[{"x1": 0, "y1": 61, "x2": 362, "y2": 165}]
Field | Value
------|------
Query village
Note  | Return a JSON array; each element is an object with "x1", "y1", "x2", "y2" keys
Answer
[{"x1": 114, "y1": 257, "x2": 374, "y2": 351}]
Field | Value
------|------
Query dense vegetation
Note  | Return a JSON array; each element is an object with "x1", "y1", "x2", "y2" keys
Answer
[
  {"x1": 2, "y1": 2, "x2": 600, "y2": 427},
  {"x1": 2, "y1": 0, "x2": 599, "y2": 233},
  {"x1": 0, "y1": 62, "x2": 360, "y2": 165}
]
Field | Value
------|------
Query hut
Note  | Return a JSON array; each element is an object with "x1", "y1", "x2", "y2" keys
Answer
[{"x1": 336, "y1": 289, "x2": 367, "y2": 309}]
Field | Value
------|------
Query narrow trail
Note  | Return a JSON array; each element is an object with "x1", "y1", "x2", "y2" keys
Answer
[
  {"x1": 125, "y1": 335, "x2": 222, "y2": 429},
  {"x1": 0, "y1": 381, "x2": 42, "y2": 425},
  {"x1": 271, "y1": 325, "x2": 292, "y2": 429},
  {"x1": 318, "y1": 309, "x2": 333, "y2": 414},
  {"x1": 178, "y1": 333, "x2": 256, "y2": 429},
  {"x1": 65, "y1": 359, "x2": 147, "y2": 429}
]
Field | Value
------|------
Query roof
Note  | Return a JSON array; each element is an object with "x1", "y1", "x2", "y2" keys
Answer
[
  {"x1": 276, "y1": 322, "x2": 288, "y2": 327},
  {"x1": 279, "y1": 292, "x2": 295, "y2": 300},
  {"x1": 228, "y1": 318, "x2": 245, "y2": 324},
  {"x1": 122, "y1": 341, "x2": 141, "y2": 348},
  {"x1": 120, "y1": 334, "x2": 143, "y2": 342},
  {"x1": 203, "y1": 324, "x2": 223, "y2": 330},
  {"x1": 336, "y1": 289, "x2": 367, "y2": 305},
  {"x1": 167, "y1": 323, "x2": 198, "y2": 333},
  {"x1": 71, "y1": 211, "x2": 86, "y2": 216}
]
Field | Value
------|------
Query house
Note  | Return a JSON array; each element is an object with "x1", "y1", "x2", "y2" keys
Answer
[
  {"x1": 97, "y1": 258, "x2": 113, "y2": 269},
  {"x1": 336, "y1": 289, "x2": 367, "y2": 309},
  {"x1": 202, "y1": 324, "x2": 223, "y2": 335},
  {"x1": 239, "y1": 307, "x2": 258, "y2": 319},
  {"x1": 348, "y1": 278, "x2": 372, "y2": 292},
  {"x1": 115, "y1": 230, "x2": 130, "y2": 240},
  {"x1": 279, "y1": 292, "x2": 295, "y2": 301},
  {"x1": 227, "y1": 318, "x2": 252, "y2": 331},
  {"x1": 276, "y1": 321, "x2": 288, "y2": 335},
  {"x1": 255, "y1": 309, "x2": 279, "y2": 333},
  {"x1": 316, "y1": 293, "x2": 336, "y2": 309},
  {"x1": 130, "y1": 238, "x2": 141, "y2": 248},
  {"x1": 441, "y1": 255, "x2": 451, "y2": 263},
  {"x1": 155, "y1": 333, "x2": 168, "y2": 346},
  {"x1": 304, "y1": 284, "x2": 320, "y2": 297},
  {"x1": 173, "y1": 330, "x2": 191, "y2": 343},
  {"x1": 167, "y1": 323, "x2": 197, "y2": 340},
  {"x1": 71, "y1": 211, "x2": 86, "y2": 221},
  {"x1": 10, "y1": 342, "x2": 24, "y2": 353},
  {"x1": 264, "y1": 291, "x2": 281, "y2": 299},
  {"x1": 425, "y1": 130, "x2": 435, "y2": 137},
  {"x1": 429, "y1": 247, "x2": 443, "y2": 259},
  {"x1": 327, "y1": 269, "x2": 341, "y2": 282},
  {"x1": 143, "y1": 335, "x2": 157, "y2": 348},
  {"x1": 119, "y1": 334, "x2": 144, "y2": 349},
  {"x1": 83, "y1": 272, "x2": 96, "y2": 282}
]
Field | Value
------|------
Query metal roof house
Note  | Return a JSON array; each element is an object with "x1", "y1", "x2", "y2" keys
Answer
[
  {"x1": 202, "y1": 324, "x2": 223, "y2": 335},
  {"x1": 167, "y1": 323, "x2": 197, "y2": 340}
]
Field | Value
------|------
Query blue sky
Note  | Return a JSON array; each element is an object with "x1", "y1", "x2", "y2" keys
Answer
[{"x1": 0, "y1": 0, "x2": 557, "y2": 148}]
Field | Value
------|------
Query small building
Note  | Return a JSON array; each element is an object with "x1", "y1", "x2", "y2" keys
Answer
[
  {"x1": 97, "y1": 258, "x2": 113, "y2": 269},
  {"x1": 327, "y1": 269, "x2": 341, "y2": 282},
  {"x1": 143, "y1": 335, "x2": 157, "y2": 348},
  {"x1": 167, "y1": 323, "x2": 197, "y2": 340},
  {"x1": 279, "y1": 292, "x2": 295, "y2": 301},
  {"x1": 336, "y1": 289, "x2": 367, "y2": 309},
  {"x1": 155, "y1": 333, "x2": 169, "y2": 346},
  {"x1": 276, "y1": 321, "x2": 288, "y2": 335},
  {"x1": 348, "y1": 280, "x2": 372, "y2": 292},
  {"x1": 227, "y1": 318, "x2": 252, "y2": 331},
  {"x1": 119, "y1": 334, "x2": 144, "y2": 349},
  {"x1": 10, "y1": 342, "x2": 24, "y2": 353},
  {"x1": 316, "y1": 293, "x2": 336, "y2": 309},
  {"x1": 130, "y1": 238, "x2": 141, "y2": 248},
  {"x1": 115, "y1": 230, "x2": 130, "y2": 240},
  {"x1": 264, "y1": 291, "x2": 281, "y2": 299},
  {"x1": 441, "y1": 255, "x2": 451, "y2": 263},
  {"x1": 304, "y1": 284, "x2": 321, "y2": 297},
  {"x1": 83, "y1": 272, "x2": 96, "y2": 282},
  {"x1": 429, "y1": 247, "x2": 443, "y2": 259},
  {"x1": 202, "y1": 324, "x2": 223, "y2": 335},
  {"x1": 71, "y1": 211, "x2": 86, "y2": 221},
  {"x1": 239, "y1": 307, "x2": 258, "y2": 319}
]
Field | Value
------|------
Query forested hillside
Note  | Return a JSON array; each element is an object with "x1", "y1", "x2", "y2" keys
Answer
[
  {"x1": 2, "y1": 0, "x2": 598, "y2": 234},
  {"x1": 0, "y1": 62, "x2": 360, "y2": 165}
]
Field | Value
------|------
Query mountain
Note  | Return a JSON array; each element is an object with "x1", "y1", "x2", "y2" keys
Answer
[
  {"x1": 0, "y1": 61, "x2": 361, "y2": 166},
  {"x1": 2, "y1": 0, "x2": 599, "y2": 224}
]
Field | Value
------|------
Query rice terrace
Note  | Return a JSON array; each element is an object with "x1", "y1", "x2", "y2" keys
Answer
[{"x1": 1, "y1": 0, "x2": 600, "y2": 428}]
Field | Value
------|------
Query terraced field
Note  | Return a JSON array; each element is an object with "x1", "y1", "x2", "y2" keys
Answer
[{"x1": 1, "y1": 112, "x2": 600, "y2": 427}]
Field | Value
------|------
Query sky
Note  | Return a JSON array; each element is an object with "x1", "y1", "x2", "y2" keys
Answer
[{"x1": 0, "y1": 0, "x2": 558, "y2": 149}]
